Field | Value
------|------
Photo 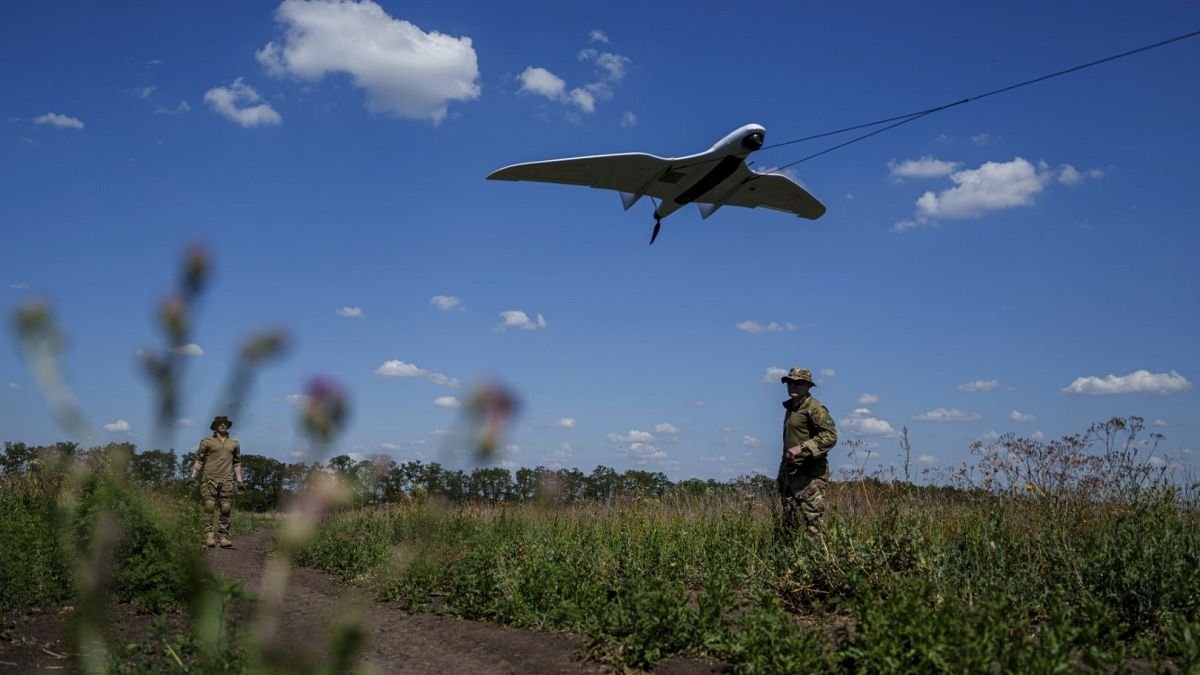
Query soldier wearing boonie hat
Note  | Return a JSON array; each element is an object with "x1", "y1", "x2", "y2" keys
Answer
[
  {"x1": 186, "y1": 415, "x2": 245, "y2": 548},
  {"x1": 777, "y1": 367, "x2": 837, "y2": 538}
]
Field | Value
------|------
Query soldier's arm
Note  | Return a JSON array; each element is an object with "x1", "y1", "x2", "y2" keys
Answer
[
  {"x1": 233, "y1": 442, "x2": 244, "y2": 485},
  {"x1": 802, "y1": 405, "x2": 838, "y2": 459},
  {"x1": 189, "y1": 439, "x2": 207, "y2": 481}
]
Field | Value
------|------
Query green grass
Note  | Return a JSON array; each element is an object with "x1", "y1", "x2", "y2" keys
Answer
[{"x1": 297, "y1": 487, "x2": 1200, "y2": 672}]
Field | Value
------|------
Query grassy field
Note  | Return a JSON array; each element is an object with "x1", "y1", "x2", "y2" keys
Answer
[
  {"x1": 2, "y1": 427, "x2": 1198, "y2": 673},
  {"x1": 296, "y1": 482, "x2": 1200, "y2": 672}
]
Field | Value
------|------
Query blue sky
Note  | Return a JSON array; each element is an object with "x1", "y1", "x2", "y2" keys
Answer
[{"x1": 3, "y1": 1, "x2": 1198, "y2": 481}]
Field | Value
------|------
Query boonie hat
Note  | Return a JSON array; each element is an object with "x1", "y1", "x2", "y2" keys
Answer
[
  {"x1": 780, "y1": 367, "x2": 816, "y2": 385},
  {"x1": 210, "y1": 415, "x2": 233, "y2": 431}
]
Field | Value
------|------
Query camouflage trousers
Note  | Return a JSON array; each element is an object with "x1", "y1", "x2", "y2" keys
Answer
[
  {"x1": 201, "y1": 478, "x2": 234, "y2": 538},
  {"x1": 776, "y1": 461, "x2": 827, "y2": 538}
]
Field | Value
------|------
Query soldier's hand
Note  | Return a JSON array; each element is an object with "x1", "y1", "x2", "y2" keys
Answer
[
  {"x1": 785, "y1": 445, "x2": 806, "y2": 461},
  {"x1": 237, "y1": 480, "x2": 247, "y2": 491},
  {"x1": 185, "y1": 476, "x2": 196, "y2": 487}
]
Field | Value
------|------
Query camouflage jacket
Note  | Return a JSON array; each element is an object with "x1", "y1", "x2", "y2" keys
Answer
[
  {"x1": 197, "y1": 434, "x2": 240, "y2": 480},
  {"x1": 782, "y1": 394, "x2": 837, "y2": 476}
]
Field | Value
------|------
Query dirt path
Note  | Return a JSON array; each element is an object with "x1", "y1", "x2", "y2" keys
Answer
[
  {"x1": 1, "y1": 529, "x2": 726, "y2": 673},
  {"x1": 209, "y1": 529, "x2": 606, "y2": 673}
]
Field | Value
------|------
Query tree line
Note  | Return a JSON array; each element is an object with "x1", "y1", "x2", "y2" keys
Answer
[{"x1": 1, "y1": 441, "x2": 774, "y2": 511}]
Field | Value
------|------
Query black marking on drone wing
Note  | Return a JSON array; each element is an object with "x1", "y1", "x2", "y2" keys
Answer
[{"x1": 673, "y1": 156, "x2": 743, "y2": 205}]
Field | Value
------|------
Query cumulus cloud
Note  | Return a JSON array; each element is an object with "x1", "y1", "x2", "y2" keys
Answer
[
  {"x1": 495, "y1": 310, "x2": 546, "y2": 331},
  {"x1": 742, "y1": 435, "x2": 762, "y2": 448},
  {"x1": 8, "y1": 382, "x2": 22, "y2": 390},
  {"x1": 335, "y1": 306, "x2": 365, "y2": 318},
  {"x1": 958, "y1": 379, "x2": 999, "y2": 392},
  {"x1": 608, "y1": 429, "x2": 654, "y2": 443},
  {"x1": 918, "y1": 454, "x2": 937, "y2": 463},
  {"x1": 257, "y1": 0, "x2": 480, "y2": 123},
  {"x1": 169, "y1": 343, "x2": 204, "y2": 356},
  {"x1": 820, "y1": 369, "x2": 836, "y2": 378},
  {"x1": 103, "y1": 419, "x2": 131, "y2": 433},
  {"x1": 841, "y1": 408, "x2": 900, "y2": 437},
  {"x1": 620, "y1": 110, "x2": 637, "y2": 128},
  {"x1": 1010, "y1": 410, "x2": 1037, "y2": 422},
  {"x1": 971, "y1": 133, "x2": 993, "y2": 146},
  {"x1": 34, "y1": 112, "x2": 84, "y2": 129},
  {"x1": 1152, "y1": 419, "x2": 1169, "y2": 427},
  {"x1": 589, "y1": 29, "x2": 609, "y2": 43},
  {"x1": 10, "y1": 282, "x2": 31, "y2": 290},
  {"x1": 434, "y1": 396, "x2": 461, "y2": 408},
  {"x1": 430, "y1": 295, "x2": 463, "y2": 311},
  {"x1": 204, "y1": 78, "x2": 281, "y2": 127},
  {"x1": 892, "y1": 157, "x2": 1102, "y2": 232},
  {"x1": 281, "y1": 393, "x2": 309, "y2": 407},
  {"x1": 552, "y1": 417, "x2": 576, "y2": 429},
  {"x1": 763, "y1": 367, "x2": 788, "y2": 383},
  {"x1": 737, "y1": 320, "x2": 798, "y2": 334},
  {"x1": 174, "y1": 418, "x2": 194, "y2": 428},
  {"x1": 912, "y1": 408, "x2": 982, "y2": 422},
  {"x1": 857, "y1": 393, "x2": 880, "y2": 405},
  {"x1": 1061, "y1": 370, "x2": 1191, "y2": 396},
  {"x1": 518, "y1": 35, "x2": 630, "y2": 115},
  {"x1": 888, "y1": 156, "x2": 959, "y2": 179},
  {"x1": 655, "y1": 423, "x2": 679, "y2": 434},
  {"x1": 134, "y1": 86, "x2": 157, "y2": 99},
  {"x1": 374, "y1": 360, "x2": 459, "y2": 387}
]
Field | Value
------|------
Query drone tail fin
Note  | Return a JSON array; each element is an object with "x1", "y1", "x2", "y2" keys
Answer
[
  {"x1": 619, "y1": 191, "x2": 641, "y2": 210},
  {"x1": 697, "y1": 202, "x2": 720, "y2": 220}
]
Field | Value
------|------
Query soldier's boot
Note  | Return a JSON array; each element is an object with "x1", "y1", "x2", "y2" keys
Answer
[
  {"x1": 219, "y1": 536, "x2": 233, "y2": 548},
  {"x1": 205, "y1": 533, "x2": 216, "y2": 548}
]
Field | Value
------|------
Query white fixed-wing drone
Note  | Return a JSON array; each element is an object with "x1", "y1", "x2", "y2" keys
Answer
[{"x1": 486, "y1": 124, "x2": 826, "y2": 244}]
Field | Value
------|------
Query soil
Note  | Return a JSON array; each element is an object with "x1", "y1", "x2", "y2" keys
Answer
[{"x1": 0, "y1": 529, "x2": 729, "y2": 673}]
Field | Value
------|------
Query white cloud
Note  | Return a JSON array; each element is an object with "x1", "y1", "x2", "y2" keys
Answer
[
  {"x1": 170, "y1": 343, "x2": 204, "y2": 356},
  {"x1": 282, "y1": 393, "x2": 309, "y2": 407},
  {"x1": 912, "y1": 408, "x2": 982, "y2": 422},
  {"x1": 1057, "y1": 165, "x2": 1083, "y2": 185},
  {"x1": 430, "y1": 295, "x2": 463, "y2": 311},
  {"x1": 1010, "y1": 410, "x2": 1037, "y2": 423},
  {"x1": 550, "y1": 417, "x2": 576, "y2": 429},
  {"x1": 857, "y1": 393, "x2": 880, "y2": 405},
  {"x1": 918, "y1": 454, "x2": 937, "y2": 463},
  {"x1": 519, "y1": 67, "x2": 566, "y2": 99},
  {"x1": 841, "y1": 409, "x2": 900, "y2": 437},
  {"x1": 134, "y1": 86, "x2": 157, "y2": 99},
  {"x1": 620, "y1": 110, "x2": 637, "y2": 128},
  {"x1": 8, "y1": 382, "x2": 23, "y2": 390},
  {"x1": 433, "y1": 396, "x2": 460, "y2": 408},
  {"x1": 980, "y1": 430, "x2": 1001, "y2": 441},
  {"x1": 174, "y1": 418, "x2": 194, "y2": 428},
  {"x1": 102, "y1": 419, "x2": 131, "y2": 433},
  {"x1": 495, "y1": 310, "x2": 546, "y2": 331},
  {"x1": 736, "y1": 320, "x2": 797, "y2": 334},
  {"x1": 958, "y1": 379, "x2": 999, "y2": 392},
  {"x1": 519, "y1": 39, "x2": 630, "y2": 115},
  {"x1": 155, "y1": 101, "x2": 192, "y2": 115},
  {"x1": 971, "y1": 133, "x2": 993, "y2": 146},
  {"x1": 608, "y1": 429, "x2": 654, "y2": 443},
  {"x1": 1061, "y1": 370, "x2": 1191, "y2": 396},
  {"x1": 820, "y1": 369, "x2": 836, "y2": 378},
  {"x1": 335, "y1": 306, "x2": 365, "y2": 319},
  {"x1": 624, "y1": 442, "x2": 667, "y2": 462},
  {"x1": 1152, "y1": 419, "x2": 1169, "y2": 427},
  {"x1": 655, "y1": 423, "x2": 679, "y2": 434},
  {"x1": 1031, "y1": 431, "x2": 1045, "y2": 441},
  {"x1": 10, "y1": 282, "x2": 31, "y2": 290},
  {"x1": 1147, "y1": 456, "x2": 1167, "y2": 468},
  {"x1": 34, "y1": 113, "x2": 84, "y2": 129},
  {"x1": 888, "y1": 156, "x2": 959, "y2": 179},
  {"x1": 374, "y1": 360, "x2": 460, "y2": 387},
  {"x1": 763, "y1": 367, "x2": 788, "y2": 383},
  {"x1": 204, "y1": 78, "x2": 281, "y2": 127},
  {"x1": 742, "y1": 435, "x2": 762, "y2": 448},
  {"x1": 589, "y1": 29, "x2": 609, "y2": 43},
  {"x1": 257, "y1": 0, "x2": 480, "y2": 123}
]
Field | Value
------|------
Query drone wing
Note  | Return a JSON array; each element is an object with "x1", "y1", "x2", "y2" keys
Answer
[
  {"x1": 724, "y1": 171, "x2": 827, "y2": 220},
  {"x1": 487, "y1": 153, "x2": 677, "y2": 198}
]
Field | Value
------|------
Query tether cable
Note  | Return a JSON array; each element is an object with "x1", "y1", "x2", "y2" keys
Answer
[{"x1": 756, "y1": 28, "x2": 1200, "y2": 173}]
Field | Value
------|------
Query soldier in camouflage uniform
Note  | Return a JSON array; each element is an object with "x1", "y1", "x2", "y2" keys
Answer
[
  {"x1": 187, "y1": 416, "x2": 244, "y2": 548},
  {"x1": 777, "y1": 368, "x2": 837, "y2": 538}
]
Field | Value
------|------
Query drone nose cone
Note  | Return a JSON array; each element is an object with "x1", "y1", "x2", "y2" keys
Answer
[{"x1": 742, "y1": 132, "x2": 764, "y2": 151}]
